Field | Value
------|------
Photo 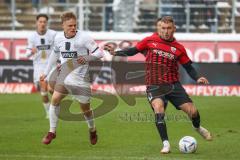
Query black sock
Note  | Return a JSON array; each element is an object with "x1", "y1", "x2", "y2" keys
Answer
[
  {"x1": 155, "y1": 113, "x2": 168, "y2": 142},
  {"x1": 192, "y1": 111, "x2": 200, "y2": 128}
]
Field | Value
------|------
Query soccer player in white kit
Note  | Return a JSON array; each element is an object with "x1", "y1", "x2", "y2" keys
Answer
[
  {"x1": 26, "y1": 14, "x2": 57, "y2": 118},
  {"x1": 40, "y1": 11, "x2": 103, "y2": 145}
]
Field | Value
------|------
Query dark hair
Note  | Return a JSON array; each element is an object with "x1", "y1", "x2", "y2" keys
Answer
[
  {"x1": 36, "y1": 14, "x2": 49, "y2": 21},
  {"x1": 60, "y1": 11, "x2": 76, "y2": 23},
  {"x1": 155, "y1": 16, "x2": 175, "y2": 25}
]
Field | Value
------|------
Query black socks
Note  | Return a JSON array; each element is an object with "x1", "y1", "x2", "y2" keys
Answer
[
  {"x1": 191, "y1": 111, "x2": 200, "y2": 128},
  {"x1": 155, "y1": 113, "x2": 168, "y2": 142}
]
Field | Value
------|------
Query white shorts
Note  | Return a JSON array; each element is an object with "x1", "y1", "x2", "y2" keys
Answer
[
  {"x1": 65, "y1": 74, "x2": 91, "y2": 104},
  {"x1": 46, "y1": 66, "x2": 58, "y2": 83},
  {"x1": 33, "y1": 63, "x2": 47, "y2": 84},
  {"x1": 54, "y1": 68, "x2": 91, "y2": 104}
]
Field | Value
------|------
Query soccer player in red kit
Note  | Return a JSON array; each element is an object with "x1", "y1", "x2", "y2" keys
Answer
[{"x1": 105, "y1": 16, "x2": 212, "y2": 154}]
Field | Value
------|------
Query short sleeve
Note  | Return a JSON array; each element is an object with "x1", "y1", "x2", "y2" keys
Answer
[
  {"x1": 83, "y1": 33, "x2": 99, "y2": 53},
  {"x1": 178, "y1": 47, "x2": 191, "y2": 64},
  {"x1": 26, "y1": 34, "x2": 34, "y2": 49},
  {"x1": 83, "y1": 33, "x2": 103, "y2": 59},
  {"x1": 135, "y1": 37, "x2": 148, "y2": 51}
]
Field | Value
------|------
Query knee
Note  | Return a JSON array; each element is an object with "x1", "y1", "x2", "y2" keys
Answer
[
  {"x1": 187, "y1": 106, "x2": 198, "y2": 118},
  {"x1": 42, "y1": 96, "x2": 49, "y2": 103},
  {"x1": 80, "y1": 103, "x2": 92, "y2": 116},
  {"x1": 48, "y1": 88, "x2": 54, "y2": 95},
  {"x1": 151, "y1": 100, "x2": 165, "y2": 113},
  {"x1": 51, "y1": 96, "x2": 61, "y2": 106}
]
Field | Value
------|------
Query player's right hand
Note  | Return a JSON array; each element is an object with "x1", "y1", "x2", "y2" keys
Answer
[
  {"x1": 77, "y1": 56, "x2": 86, "y2": 64},
  {"x1": 103, "y1": 44, "x2": 115, "y2": 55},
  {"x1": 40, "y1": 74, "x2": 47, "y2": 82}
]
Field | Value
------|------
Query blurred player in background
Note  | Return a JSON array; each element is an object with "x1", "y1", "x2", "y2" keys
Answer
[
  {"x1": 40, "y1": 11, "x2": 103, "y2": 145},
  {"x1": 105, "y1": 16, "x2": 212, "y2": 154},
  {"x1": 26, "y1": 14, "x2": 57, "y2": 119}
]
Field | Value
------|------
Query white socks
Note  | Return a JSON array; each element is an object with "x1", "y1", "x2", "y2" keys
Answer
[
  {"x1": 84, "y1": 110, "x2": 95, "y2": 130},
  {"x1": 43, "y1": 102, "x2": 50, "y2": 116},
  {"x1": 48, "y1": 105, "x2": 95, "y2": 133},
  {"x1": 49, "y1": 104, "x2": 60, "y2": 133}
]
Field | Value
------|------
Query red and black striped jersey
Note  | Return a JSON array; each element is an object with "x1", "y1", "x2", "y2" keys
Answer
[{"x1": 136, "y1": 32, "x2": 191, "y2": 85}]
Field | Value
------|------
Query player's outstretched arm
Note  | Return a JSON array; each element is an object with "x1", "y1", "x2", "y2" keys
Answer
[
  {"x1": 104, "y1": 44, "x2": 139, "y2": 57},
  {"x1": 182, "y1": 62, "x2": 209, "y2": 84},
  {"x1": 42, "y1": 51, "x2": 60, "y2": 80},
  {"x1": 77, "y1": 45, "x2": 104, "y2": 65}
]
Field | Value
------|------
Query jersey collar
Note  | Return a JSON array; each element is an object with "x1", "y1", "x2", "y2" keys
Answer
[
  {"x1": 37, "y1": 30, "x2": 47, "y2": 36},
  {"x1": 64, "y1": 31, "x2": 78, "y2": 39}
]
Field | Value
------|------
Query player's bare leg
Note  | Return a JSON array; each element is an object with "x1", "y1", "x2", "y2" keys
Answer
[
  {"x1": 80, "y1": 102, "x2": 98, "y2": 145},
  {"x1": 151, "y1": 98, "x2": 170, "y2": 154},
  {"x1": 48, "y1": 71, "x2": 57, "y2": 95},
  {"x1": 42, "y1": 85, "x2": 67, "y2": 145},
  {"x1": 48, "y1": 83, "x2": 54, "y2": 95},
  {"x1": 40, "y1": 80, "x2": 50, "y2": 119},
  {"x1": 180, "y1": 103, "x2": 212, "y2": 141}
]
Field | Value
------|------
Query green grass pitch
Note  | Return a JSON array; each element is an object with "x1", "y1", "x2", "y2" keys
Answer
[{"x1": 0, "y1": 94, "x2": 240, "y2": 160}]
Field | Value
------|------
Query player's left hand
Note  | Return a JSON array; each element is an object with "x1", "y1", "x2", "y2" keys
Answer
[
  {"x1": 197, "y1": 77, "x2": 209, "y2": 85},
  {"x1": 31, "y1": 47, "x2": 37, "y2": 55},
  {"x1": 77, "y1": 56, "x2": 86, "y2": 65}
]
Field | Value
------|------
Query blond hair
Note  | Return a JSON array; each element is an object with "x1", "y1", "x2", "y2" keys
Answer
[{"x1": 60, "y1": 11, "x2": 77, "y2": 23}]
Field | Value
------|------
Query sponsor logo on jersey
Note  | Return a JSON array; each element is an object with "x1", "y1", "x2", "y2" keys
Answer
[
  {"x1": 152, "y1": 43, "x2": 158, "y2": 47},
  {"x1": 61, "y1": 51, "x2": 78, "y2": 58},
  {"x1": 152, "y1": 49, "x2": 175, "y2": 60},
  {"x1": 36, "y1": 45, "x2": 51, "y2": 50}
]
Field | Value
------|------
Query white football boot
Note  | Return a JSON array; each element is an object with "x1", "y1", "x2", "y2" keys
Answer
[
  {"x1": 160, "y1": 140, "x2": 171, "y2": 154},
  {"x1": 195, "y1": 126, "x2": 212, "y2": 141}
]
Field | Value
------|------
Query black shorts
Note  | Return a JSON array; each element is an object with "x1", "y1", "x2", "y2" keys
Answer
[{"x1": 146, "y1": 82, "x2": 192, "y2": 110}]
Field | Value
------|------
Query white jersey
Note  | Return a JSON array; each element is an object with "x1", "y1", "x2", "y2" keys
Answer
[
  {"x1": 44, "y1": 31, "x2": 103, "y2": 103},
  {"x1": 27, "y1": 29, "x2": 57, "y2": 65},
  {"x1": 46, "y1": 31, "x2": 103, "y2": 80},
  {"x1": 27, "y1": 29, "x2": 57, "y2": 83}
]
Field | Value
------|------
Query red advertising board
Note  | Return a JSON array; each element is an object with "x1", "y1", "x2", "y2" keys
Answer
[
  {"x1": 0, "y1": 39, "x2": 11, "y2": 60},
  {"x1": 0, "y1": 39, "x2": 240, "y2": 62}
]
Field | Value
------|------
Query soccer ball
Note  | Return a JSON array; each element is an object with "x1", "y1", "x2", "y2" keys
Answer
[{"x1": 179, "y1": 136, "x2": 197, "y2": 153}]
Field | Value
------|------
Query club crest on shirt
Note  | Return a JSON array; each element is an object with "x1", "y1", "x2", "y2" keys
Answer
[{"x1": 171, "y1": 47, "x2": 176, "y2": 53}]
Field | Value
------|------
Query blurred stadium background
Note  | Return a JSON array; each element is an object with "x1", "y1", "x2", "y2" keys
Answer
[
  {"x1": 1, "y1": 0, "x2": 240, "y2": 33},
  {"x1": 0, "y1": 0, "x2": 240, "y2": 160}
]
